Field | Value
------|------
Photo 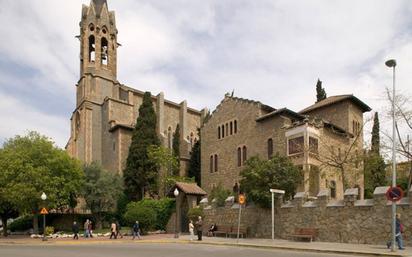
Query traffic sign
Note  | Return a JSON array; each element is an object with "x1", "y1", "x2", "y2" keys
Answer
[
  {"x1": 238, "y1": 194, "x2": 246, "y2": 205},
  {"x1": 40, "y1": 208, "x2": 48, "y2": 215},
  {"x1": 386, "y1": 186, "x2": 404, "y2": 202}
]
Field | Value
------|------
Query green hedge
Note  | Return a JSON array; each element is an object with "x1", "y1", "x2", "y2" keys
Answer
[{"x1": 9, "y1": 215, "x2": 33, "y2": 232}]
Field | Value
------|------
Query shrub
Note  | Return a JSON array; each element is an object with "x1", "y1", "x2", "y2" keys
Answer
[
  {"x1": 187, "y1": 207, "x2": 203, "y2": 222},
  {"x1": 9, "y1": 215, "x2": 33, "y2": 232},
  {"x1": 123, "y1": 203, "x2": 156, "y2": 234},
  {"x1": 210, "y1": 184, "x2": 231, "y2": 207},
  {"x1": 45, "y1": 226, "x2": 54, "y2": 235}
]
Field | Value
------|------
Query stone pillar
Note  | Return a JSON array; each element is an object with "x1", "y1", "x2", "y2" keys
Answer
[
  {"x1": 128, "y1": 91, "x2": 134, "y2": 105},
  {"x1": 293, "y1": 192, "x2": 306, "y2": 207},
  {"x1": 317, "y1": 189, "x2": 330, "y2": 208},
  {"x1": 343, "y1": 188, "x2": 358, "y2": 207},
  {"x1": 200, "y1": 108, "x2": 209, "y2": 125},
  {"x1": 156, "y1": 92, "x2": 165, "y2": 136},
  {"x1": 373, "y1": 186, "x2": 389, "y2": 206}
]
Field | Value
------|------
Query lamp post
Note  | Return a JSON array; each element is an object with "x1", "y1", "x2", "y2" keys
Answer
[
  {"x1": 385, "y1": 59, "x2": 397, "y2": 252},
  {"x1": 270, "y1": 189, "x2": 285, "y2": 241},
  {"x1": 174, "y1": 188, "x2": 179, "y2": 238},
  {"x1": 40, "y1": 192, "x2": 47, "y2": 241}
]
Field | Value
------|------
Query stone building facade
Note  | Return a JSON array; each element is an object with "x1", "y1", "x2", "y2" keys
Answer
[
  {"x1": 65, "y1": 0, "x2": 206, "y2": 175},
  {"x1": 201, "y1": 95, "x2": 371, "y2": 199}
]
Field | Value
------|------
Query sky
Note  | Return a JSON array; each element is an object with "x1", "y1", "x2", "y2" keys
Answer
[{"x1": 0, "y1": 0, "x2": 411, "y2": 150}]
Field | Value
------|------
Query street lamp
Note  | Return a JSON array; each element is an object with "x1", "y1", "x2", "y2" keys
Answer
[
  {"x1": 174, "y1": 188, "x2": 179, "y2": 239},
  {"x1": 40, "y1": 192, "x2": 47, "y2": 241},
  {"x1": 385, "y1": 59, "x2": 397, "y2": 252},
  {"x1": 269, "y1": 189, "x2": 285, "y2": 241}
]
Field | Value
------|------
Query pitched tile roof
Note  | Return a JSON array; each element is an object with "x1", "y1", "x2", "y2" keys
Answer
[
  {"x1": 174, "y1": 182, "x2": 207, "y2": 196},
  {"x1": 299, "y1": 95, "x2": 371, "y2": 114}
]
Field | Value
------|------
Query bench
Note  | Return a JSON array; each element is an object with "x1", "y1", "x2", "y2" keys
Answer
[
  {"x1": 213, "y1": 225, "x2": 232, "y2": 238},
  {"x1": 289, "y1": 228, "x2": 318, "y2": 242},
  {"x1": 227, "y1": 226, "x2": 247, "y2": 238}
]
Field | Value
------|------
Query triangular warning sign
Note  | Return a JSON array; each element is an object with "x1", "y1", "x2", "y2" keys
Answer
[{"x1": 40, "y1": 208, "x2": 48, "y2": 215}]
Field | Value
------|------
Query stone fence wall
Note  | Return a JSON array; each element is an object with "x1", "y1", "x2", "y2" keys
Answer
[{"x1": 201, "y1": 187, "x2": 412, "y2": 245}]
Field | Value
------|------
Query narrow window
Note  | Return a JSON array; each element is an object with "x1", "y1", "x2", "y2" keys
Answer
[
  {"x1": 112, "y1": 142, "x2": 116, "y2": 151},
  {"x1": 222, "y1": 125, "x2": 225, "y2": 138},
  {"x1": 237, "y1": 147, "x2": 242, "y2": 167},
  {"x1": 330, "y1": 181, "x2": 336, "y2": 199},
  {"x1": 230, "y1": 122, "x2": 233, "y2": 135},
  {"x1": 101, "y1": 37, "x2": 108, "y2": 65},
  {"x1": 218, "y1": 127, "x2": 221, "y2": 139},
  {"x1": 210, "y1": 155, "x2": 213, "y2": 173},
  {"x1": 226, "y1": 123, "x2": 229, "y2": 136},
  {"x1": 234, "y1": 120, "x2": 238, "y2": 134},
  {"x1": 309, "y1": 137, "x2": 319, "y2": 154},
  {"x1": 267, "y1": 138, "x2": 273, "y2": 159},
  {"x1": 242, "y1": 146, "x2": 247, "y2": 164},
  {"x1": 88, "y1": 35, "x2": 96, "y2": 62},
  {"x1": 214, "y1": 154, "x2": 218, "y2": 172}
]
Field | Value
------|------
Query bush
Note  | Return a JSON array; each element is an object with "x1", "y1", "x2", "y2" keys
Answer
[
  {"x1": 45, "y1": 226, "x2": 54, "y2": 235},
  {"x1": 187, "y1": 207, "x2": 203, "y2": 222},
  {"x1": 210, "y1": 184, "x2": 231, "y2": 207},
  {"x1": 9, "y1": 215, "x2": 33, "y2": 232},
  {"x1": 123, "y1": 204, "x2": 156, "y2": 234}
]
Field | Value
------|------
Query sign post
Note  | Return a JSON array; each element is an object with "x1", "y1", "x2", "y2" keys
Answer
[
  {"x1": 270, "y1": 189, "x2": 285, "y2": 241},
  {"x1": 40, "y1": 208, "x2": 48, "y2": 241},
  {"x1": 237, "y1": 194, "x2": 246, "y2": 243}
]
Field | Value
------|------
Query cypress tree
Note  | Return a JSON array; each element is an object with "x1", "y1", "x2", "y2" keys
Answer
[
  {"x1": 172, "y1": 124, "x2": 180, "y2": 175},
  {"x1": 123, "y1": 92, "x2": 160, "y2": 201},
  {"x1": 188, "y1": 131, "x2": 201, "y2": 186},
  {"x1": 316, "y1": 79, "x2": 327, "y2": 103},
  {"x1": 371, "y1": 112, "x2": 380, "y2": 155}
]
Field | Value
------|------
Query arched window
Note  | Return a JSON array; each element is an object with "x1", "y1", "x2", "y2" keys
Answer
[
  {"x1": 101, "y1": 37, "x2": 108, "y2": 65},
  {"x1": 237, "y1": 147, "x2": 242, "y2": 167},
  {"x1": 225, "y1": 123, "x2": 229, "y2": 136},
  {"x1": 330, "y1": 181, "x2": 336, "y2": 199},
  {"x1": 88, "y1": 35, "x2": 95, "y2": 62},
  {"x1": 267, "y1": 138, "x2": 273, "y2": 159},
  {"x1": 218, "y1": 127, "x2": 221, "y2": 139},
  {"x1": 214, "y1": 154, "x2": 218, "y2": 172},
  {"x1": 242, "y1": 146, "x2": 247, "y2": 164},
  {"x1": 210, "y1": 155, "x2": 213, "y2": 173},
  {"x1": 222, "y1": 125, "x2": 225, "y2": 138},
  {"x1": 75, "y1": 111, "x2": 81, "y2": 138},
  {"x1": 234, "y1": 120, "x2": 238, "y2": 133},
  {"x1": 230, "y1": 122, "x2": 233, "y2": 135}
]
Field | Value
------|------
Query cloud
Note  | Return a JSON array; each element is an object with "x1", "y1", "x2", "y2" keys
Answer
[{"x1": 0, "y1": 0, "x2": 411, "y2": 148}]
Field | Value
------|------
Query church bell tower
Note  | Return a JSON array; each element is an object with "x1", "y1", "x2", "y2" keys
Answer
[{"x1": 79, "y1": 0, "x2": 118, "y2": 79}]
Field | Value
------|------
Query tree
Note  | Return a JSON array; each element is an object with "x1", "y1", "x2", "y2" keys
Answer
[
  {"x1": 82, "y1": 162, "x2": 123, "y2": 229},
  {"x1": 240, "y1": 155, "x2": 302, "y2": 208},
  {"x1": 0, "y1": 200, "x2": 18, "y2": 237},
  {"x1": 0, "y1": 132, "x2": 84, "y2": 234},
  {"x1": 188, "y1": 137, "x2": 201, "y2": 186},
  {"x1": 124, "y1": 92, "x2": 160, "y2": 201},
  {"x1": 371, "y1": 112, "x2": 380, "y2": 155},
  {"x1": 363, "y1": 153, "x2": 387, "y2": 198},
  {"x1": 316, "y1": 79, "x2": 327, "y2": 103},
  {"x1": 172, "y1": 124, "x2": 180, "y2": 175}
]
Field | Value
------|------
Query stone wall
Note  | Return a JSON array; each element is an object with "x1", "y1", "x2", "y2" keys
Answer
[{"x1": 200, "y1": 186, "x2": 412, "y2": 245}]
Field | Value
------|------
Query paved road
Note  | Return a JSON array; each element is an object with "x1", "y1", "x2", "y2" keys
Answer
[{"x1": 0, "y1": 243, "x2": 361, "y2": 257}]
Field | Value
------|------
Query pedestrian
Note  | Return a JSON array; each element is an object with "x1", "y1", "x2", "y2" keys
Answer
[
  {"x1": 83, "y1": 219, "x2": 90, "y2": 238},
  {"x1": 387, "y1": 213, "x2": 406, "y2": 250},
  {"x1": 110, "y1": 221, "x2": 117, "y2": 239},
  {"x1": 72, "y1": 221, "x2": 79, "y2": 240},
  {"x1": 88, "y1": 221, "x2": 94, "y2": 238},
  {"x1": 195, "y1": 216, "x2": 203, "y2": 241},
  {"x1": 116, "y1": 221, "x2": 123, "y2": 239},
  {"x1": 188, "y1": 220, "x2": 194, "y2": 241},
  {"x1": 132, "y1": 221, "x2": 141, "y2": 240}
]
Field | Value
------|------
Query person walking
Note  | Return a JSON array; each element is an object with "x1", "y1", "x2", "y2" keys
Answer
[
  {"x1": 132, "y1": 221, "x2": 141, "y2": 240},
  {"x1": 110, "y1": 221, "x2": 117, "y2": 239},
  {"x1": 188, "y1": 220, "x2": 194, "y2": 241},
  {"x1": 387, "y1": 213, "x2": 406, "y2": 250},
  {"x1": 72, "y1": 221, "x2": 79, "y2": 240},
  {"x1": 83, "y1": 219, "x2": 90, "y2": 238},
  {"x1": 116, "y1": 221, "x2": 123, "y2": 239},
  {"x1": 88, "y1": 221, "x2": 93, "y2": 238},
  {"x1": 195, "y1": 216, "x2": 203, "y2": 241}
]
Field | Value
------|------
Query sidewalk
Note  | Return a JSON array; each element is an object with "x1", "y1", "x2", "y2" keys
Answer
[
  {"x1": 1, "y1": 234, "x2": 411, "y2": 257},
  {"x1": 178, "y1": 235, "x2": 412, "y2": 257}
]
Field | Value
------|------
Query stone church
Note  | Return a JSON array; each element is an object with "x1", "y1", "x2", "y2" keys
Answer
[
  {"x1": 65, "y1": 0, "x2": 207, "y2": 176},
  {"x1": 66, "y1": 0, "x2": 372, "y2": 200}
]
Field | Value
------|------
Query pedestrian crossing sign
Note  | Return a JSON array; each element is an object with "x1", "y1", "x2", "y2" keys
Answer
[{"x1": 40, "y1": 208, "x2": 48, "y2": 215}]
